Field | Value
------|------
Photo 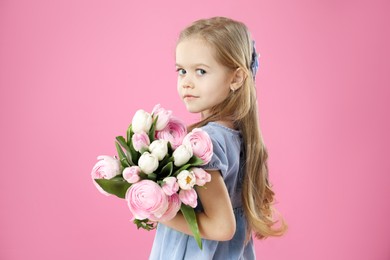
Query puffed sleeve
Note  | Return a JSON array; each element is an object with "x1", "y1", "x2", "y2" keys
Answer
[{"x1": 200, "y1": 125, "x2": 229, "y2": 177}]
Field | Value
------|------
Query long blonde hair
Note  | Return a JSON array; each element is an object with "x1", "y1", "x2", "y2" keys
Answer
[{"x1": 178, "y1": 17, "x2": 287, "y2": 239}]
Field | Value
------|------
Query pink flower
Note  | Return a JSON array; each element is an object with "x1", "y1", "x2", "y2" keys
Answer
[
  {"x1": 155, "y1": 116, "x2": 187, "y2": 149},
  {"x1": 179, "y1": 188, "x2": 198, "y2": 208},
  {"x1": 132, "y1": 132, "x2": 150, "y2": 152},
  {"x1": 126, "y1": 180, "x2": 169, "y2": 220},
  {"x1": 183, "y1": 128, "x2": 213, "y2": 165},
  {"x1": 149, "y1": 193, "x2": 181, "y2": 222},
  {"x1": 191, "y1": 167, "x2": 211, "y2": 186},
  {"x1": 152, "y1": 104, "x2": 173, "y2": 131},
  {"x1": 161, "y1": 177, "x2": 179, "y2": 196},
  {"x1": 91, "y1": 155, "x2": 121, "y2": 196},
  {"x1": 123, "y1": 166, "x2": 141, "y2": 184}
]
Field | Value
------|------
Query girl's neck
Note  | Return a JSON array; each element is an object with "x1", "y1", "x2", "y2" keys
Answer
[{"x1": 200, "y1": 112, "x2": 237, "y2": 130}]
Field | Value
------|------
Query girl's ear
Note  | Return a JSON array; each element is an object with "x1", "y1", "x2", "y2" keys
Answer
[{"x1": 230, "y1": 68, "x2": 246, "y2": 91}]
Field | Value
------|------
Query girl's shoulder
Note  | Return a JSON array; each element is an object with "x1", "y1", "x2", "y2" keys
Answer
[
  {"x1": 200, "y1": 122, "x2": 242, "y2": 176},
  {"x1": 201, "y1": 121, "x2": 241, "y2": 139}
]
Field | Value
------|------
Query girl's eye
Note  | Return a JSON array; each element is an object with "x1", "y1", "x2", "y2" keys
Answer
[
  {"x1": 177, "y1": 68, "x2": 186, "y2": 75},
  {"x1": 196, "y1": 69, "x2": 206, "y2": 75}
]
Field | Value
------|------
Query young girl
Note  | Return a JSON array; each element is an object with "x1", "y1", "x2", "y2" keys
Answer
[{"x1": 149, "y1": 16, "x2": 287, "y2": 259}]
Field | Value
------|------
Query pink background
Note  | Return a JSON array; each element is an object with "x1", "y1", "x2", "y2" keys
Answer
[{"x1": 1, "y1": 0, "x2": 389, "y2": 259}]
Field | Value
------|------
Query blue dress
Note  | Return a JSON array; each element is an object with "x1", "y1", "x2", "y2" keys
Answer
[{"x1": 149, "y1": 122, "x2": 255, "y2": 260}]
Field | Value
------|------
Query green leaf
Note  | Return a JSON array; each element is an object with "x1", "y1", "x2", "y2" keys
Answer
[
  {"x1": 125, "y1": 150, "x2": 135, "y2": 166},
  {"x1": 167, "y1": 141, "x2": 173, "y2": 154},
  {"x1": 127, "y1": 134, "x2": 140, "y2": 164},
  {"x1": 158, "y1": 156, "x2": 173, "y2": 170},
  {"x1": 94, "y1": 176, "x2": 131, "y2": 199},
  {"x1": 172, "y1": 156, "x2": 204, "y2": 176},
  {"x1": 160, "y1": 162, "x2": 173, "y2": 177},
  {"x1": 173, "y1": 164, "x2": 192, "y2": 176},
  {"x1": 126, "y1": 124, "x2": 133, "y2": 146},
  {"x1": 148, "y1": 116, "x2": 158, "y2": 143},
  {"x1": 188, "y1": 156, "x2": 204, "y2": 166},
  {"x1": 133, "y1": 218, "x2": 157, "y2": 231},
  {"x1": 181, "y1": 204, "x2": 202, "y2": 249},
  {"x1": 116, "y1": 136, "x2": 130, "y2": 152},
  {"x1": 115, "y1": 142, "x2": 129, "y2": 168},
  {"x1": 146, "y1": 173, "x2": 157, "y2": 181}
]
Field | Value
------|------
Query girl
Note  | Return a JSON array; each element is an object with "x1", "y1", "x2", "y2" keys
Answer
[{"x1": 150, "y1": 17, "x2": 287, "y2": 259}]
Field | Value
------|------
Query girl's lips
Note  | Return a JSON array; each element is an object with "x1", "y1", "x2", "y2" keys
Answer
[{"x1": 183, "y1": 95, "x2": 198, "y2": 100}]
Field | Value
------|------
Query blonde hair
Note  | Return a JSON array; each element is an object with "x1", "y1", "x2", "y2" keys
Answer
[{"x1": 178, "y1": 17, "x2": 287, "y2": 239}]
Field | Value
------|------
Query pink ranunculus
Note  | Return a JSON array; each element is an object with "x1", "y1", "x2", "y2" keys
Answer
[
  {"x1": 126, "y1": 180, "x2": 169, "y2": 220},
  {"x1": 161, "y1": 177, "x2": 179, "y2": 196},
  {"x1": 183, "y1": 128, "x2": 213, "y2": 165},
  {"x1": 149, "y1": 193, "x2": 181, "y2": 222},
  {"x1": 91, "y1": 155, "x2": 121, "y2": 196},
  {"x1": 155, "y1": 116, "x2": 187, "y2": 149},
  {"x1": 132, "y1": 132, "x2": 150, "y2": 152},
  {"x1": 179, "y1": 188, "x2": 198, "y2": 208},
  {"x1": 152, "y1": 104, "x2": 173, "y2": 131},
  {"x1": 191, "y1": 167, "x2": 211, "y2": 186},
  {"x1": 122, "y1": 166, "x2": 141, "y2": 184}
]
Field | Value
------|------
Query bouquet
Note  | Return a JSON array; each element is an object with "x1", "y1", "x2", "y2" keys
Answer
[{"x1": 91, "y1": 104, "x2": 213, "y2": 249}]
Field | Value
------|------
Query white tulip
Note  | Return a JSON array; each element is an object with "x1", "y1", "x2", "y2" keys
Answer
[
  {"x1": 177, "y1": 170, "x2": 196, "y2": 190},
  {"x1": 149, "y1": 140, "x2": 168, "y2": 161},
  {"x1": 138, "y1": 152, "x2": 159, "y2": 175},
  {"x1": 173, "y1": 144, "x2": 193, "y2": 167},
  {"x1": 132, "y1": 109, "x2": 153, "y2": 134}
]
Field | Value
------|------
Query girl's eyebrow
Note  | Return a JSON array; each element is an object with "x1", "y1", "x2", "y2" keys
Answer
[{"x1": 175, "y1": 63, "x2": 210, "y2": 68}]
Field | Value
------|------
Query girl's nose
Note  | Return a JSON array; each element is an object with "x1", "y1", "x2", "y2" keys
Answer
[{"x1": 181, "y1": 78, "x2": 194, "y2": 89}]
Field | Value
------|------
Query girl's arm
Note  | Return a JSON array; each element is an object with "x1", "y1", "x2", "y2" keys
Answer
[{"x1": 160, "y1": 170, "x2": 236, "y2": 241}]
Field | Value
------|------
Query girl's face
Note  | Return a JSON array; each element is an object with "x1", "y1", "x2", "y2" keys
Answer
[{"x1": 175, "y1": 37, "x2": 234, "y2": 118}]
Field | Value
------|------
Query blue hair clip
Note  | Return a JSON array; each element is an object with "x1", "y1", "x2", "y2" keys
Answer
[{"x1": 250, "y1": 40, "x2": 259, "y2": 79}]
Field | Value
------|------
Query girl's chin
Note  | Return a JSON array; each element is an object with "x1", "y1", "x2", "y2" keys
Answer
[{"x1": 183, "y1": 104, "x2": 199, "y2": 113}]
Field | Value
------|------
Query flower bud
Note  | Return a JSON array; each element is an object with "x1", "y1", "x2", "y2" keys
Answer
[
  {"x1": 132, "y1": 109, "x2": 152, "y2": 134},
  {"x1": 123, "y1": 166, "x2": 141, "y2": 184},
  {"x1": 179, "y1": 188, "x2": 198, "y2": 208},
  {"x1": 191, "y1": 167, "x2": 211, "y2": 186},
  {"x1": 173, "y1": 144, "x2": 193, "y2": 167},
  {"x1": 138, "y1": 152, "x2": 159, "y2": 175},
  {"x1": 149, "y1": 140, "x2": 168, "y2": 161},
  {"x1": 152, "y1": 104, "x2": 172, "y2": 131},
  {"x1": 161, "y1": 177, "x2": 179, "y2": 196},
  {"x1": 132, "y1": 132, "x2": 150, "y2": 152}
]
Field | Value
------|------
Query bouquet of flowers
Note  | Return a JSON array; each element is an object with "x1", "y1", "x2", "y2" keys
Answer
[{"x1": 91, "y1": 104, "x2": 213, "y2": 249}]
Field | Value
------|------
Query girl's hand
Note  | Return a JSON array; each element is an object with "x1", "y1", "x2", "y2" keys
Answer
[{"x1": 160, "y1": 170, "x2": 236, "y2": 241}]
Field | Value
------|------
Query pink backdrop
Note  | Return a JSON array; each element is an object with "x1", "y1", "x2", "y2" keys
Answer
[{"x1": 1, "y1": 0, "x2": 389, "y2": 259}]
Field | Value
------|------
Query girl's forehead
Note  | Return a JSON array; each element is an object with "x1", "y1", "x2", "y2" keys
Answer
[{"x1": 176, "y1": 38, "x2": 218, "y2": 66}]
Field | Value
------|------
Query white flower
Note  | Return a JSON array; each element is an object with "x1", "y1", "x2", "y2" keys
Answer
[
  {"x1": 173, "y1": 144, "x2": 193, "y2": 167},
  {"x1": 138, "y1": 152, "x2": 159, "y2": 175},
  {"x1": 177, "y1": 170, "x2": 196, "y2": 190},
  {"x1": 132, "y1": 109, "x2": 153, "y2": 134},
  {"x1": 149, "y1": 140, "x2": 168, "y2": 161}
]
